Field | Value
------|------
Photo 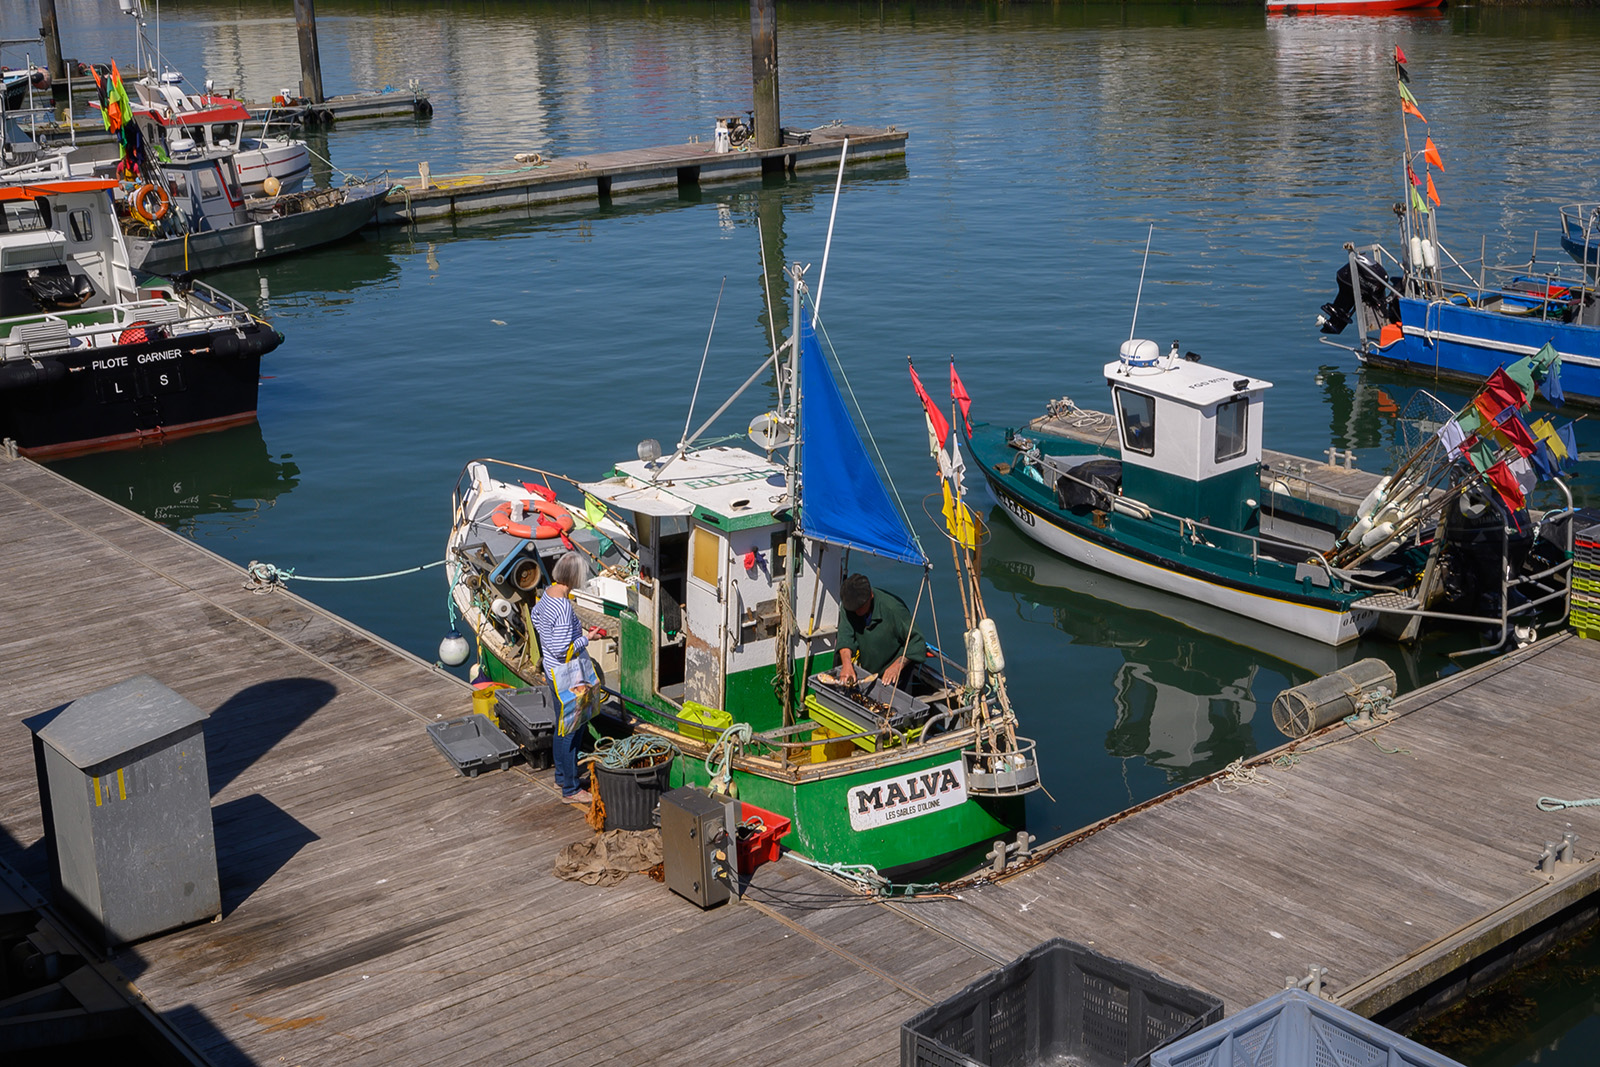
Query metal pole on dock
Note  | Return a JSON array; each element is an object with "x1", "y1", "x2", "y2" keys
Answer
[
  {"x1": 749, "y1": 0, "x2": 780, "y2": 150},
  {"x1": 36, "y1": 0, "x2": 65, "y2": 84},
  {"x1": 293, "y1": 0, "x2": 325, "y2": 104}
]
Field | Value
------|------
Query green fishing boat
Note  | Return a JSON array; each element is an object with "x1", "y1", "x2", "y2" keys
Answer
[{"x1": 444, "y1": 266, "x2": 1040, "y2": 881}]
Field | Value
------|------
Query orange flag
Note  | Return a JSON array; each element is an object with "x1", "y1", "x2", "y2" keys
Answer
[
  {"x1": 1424, "y1": 137, "x2": 1444, "y2": 170},
  {"x1": 1426, "y1": 173, "x2": 1440, "y2": 206},
  {"x1": 1401, "y1": 99, "x2": 1427, "y2": 123}
]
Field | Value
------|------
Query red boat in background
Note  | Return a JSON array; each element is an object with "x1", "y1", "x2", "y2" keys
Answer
[{"x1": 1267, "y1": 0, "x2": 1443, "y2": 14}]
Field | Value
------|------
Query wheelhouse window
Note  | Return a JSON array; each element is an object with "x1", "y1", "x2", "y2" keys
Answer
[
  {"x1": 68, "y1": 209, "x2": 93, "y2": 242},
  {"x1": 1115, "y1": 388, "x2": 1156, "y2": 456},
  {"x1": 1215, "y1": 398, "x2": 1248, "y2": 462},
  {"x1": 197, "y1": 168, "x2": 224, "y2": 200},
  {"x1": 0, "y1": 198, "x2": 48, "y2": 233}
]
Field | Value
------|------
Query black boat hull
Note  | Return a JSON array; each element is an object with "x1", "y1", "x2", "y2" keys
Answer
[{"x1": 0, "y1": 323, "x2": 282, "y2": 458}]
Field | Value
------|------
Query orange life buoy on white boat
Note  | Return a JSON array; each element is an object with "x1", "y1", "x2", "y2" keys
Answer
[
  {"x1": 130, "y1": 183, "x2": 170, "y2": 223},
  {"x1": 490, "y1": 498, "x2": 574, "y2": 540}
]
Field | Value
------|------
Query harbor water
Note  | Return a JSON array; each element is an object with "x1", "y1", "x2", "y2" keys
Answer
[{"x1": 6, "y1": 3, "x2": 1600, "y2": 1061}]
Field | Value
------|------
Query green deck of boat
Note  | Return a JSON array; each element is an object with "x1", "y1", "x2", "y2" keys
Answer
[{"x1": 3, "y1": 453, "x2": 1600, "y2": 1064}]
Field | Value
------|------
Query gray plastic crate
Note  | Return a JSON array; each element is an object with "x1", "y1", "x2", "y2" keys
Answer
[
  {"x1": 496, "y1": 686, "x2": 557, "y2": 769},
  {"x1": 902, "y1": 938, "x2": 1223, "y2": 1067},
  {"x1": 1150, "y1": 989, "x2": 1463, "y2": 1067},
  {"x1": 811, "y1": 676, "x2": 932, "y2": 732},
  {"x1": 426, "y1": 713, "x2": 520, "y2": 777}
]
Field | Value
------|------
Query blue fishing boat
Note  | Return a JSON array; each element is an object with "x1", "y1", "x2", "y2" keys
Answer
[{"x1": 1316, "y1": 51, "x2": 1600, "y2": 408}]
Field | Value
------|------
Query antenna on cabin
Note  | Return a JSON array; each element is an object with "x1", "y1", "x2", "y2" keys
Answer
[{"x1": 1129, "y1": 224, "x2": 1154, "y2": 342}]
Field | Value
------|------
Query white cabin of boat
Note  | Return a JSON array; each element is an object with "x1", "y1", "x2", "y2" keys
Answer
[
  {"x1": 583, "y1": 444, "x2": 844, "y2": 715},
  {"x1": 1103, "y1": 339, "x2": 1272, "y2": 532}
]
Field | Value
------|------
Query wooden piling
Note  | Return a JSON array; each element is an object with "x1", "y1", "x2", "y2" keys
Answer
[
  {"x1": 36, "y1": 0, "x2": 66, "y2": 84},
  {"x1": 749, "y1": 0, "x2": 780, "y2": 150},
  {"x1": 292, "y1": 0, "x2": 324, "y2": 104}
]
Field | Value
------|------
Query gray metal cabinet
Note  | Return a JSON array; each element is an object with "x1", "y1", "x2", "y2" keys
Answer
[{"x1": 29, "y1": 675, "x2": 220, "y2": 948}]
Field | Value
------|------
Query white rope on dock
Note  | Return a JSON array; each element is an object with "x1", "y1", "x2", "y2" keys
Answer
[
  {"x1": 1214, "y1": 757, "x2": 1275, "y2": 794},
  {"x1": 244, "y1": 558, "x2": 446, "y2": 593}
]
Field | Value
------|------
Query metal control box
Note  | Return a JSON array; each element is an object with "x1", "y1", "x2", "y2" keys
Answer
[
  {"x1": 28, "y1": 675, "x2": 220, "y2": 949},
  {"x1": 660, "y1": 786, "x2": 734, "y2": 909}
]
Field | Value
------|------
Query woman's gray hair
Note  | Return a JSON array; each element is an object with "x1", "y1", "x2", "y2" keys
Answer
[{"x1": 552, "y1": 551, "x2": 588, "y2": 591}]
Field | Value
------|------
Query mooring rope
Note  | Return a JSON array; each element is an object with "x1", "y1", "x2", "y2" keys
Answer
[
  {"x1": 584, "y1": 734, "x2": 678, "y2": 770},
  {"x1": 244, "y1": 558, "x2": 446, "y2": 592},
  {"x1": 1537, "y1": 795, "x2": 1600, "y2": 812},
  {"x1": 1214, "y1": 757, "x2": 1274, "y2": 793}
]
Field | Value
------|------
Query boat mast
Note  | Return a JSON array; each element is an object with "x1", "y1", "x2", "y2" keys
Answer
[{"x1": 775, "y1": 262, "x2": 804, "y2": 725}]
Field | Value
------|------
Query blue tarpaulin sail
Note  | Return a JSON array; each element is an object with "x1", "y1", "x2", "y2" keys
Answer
[{"x1": 796, "y1": 315, "x2": 927, "y2": 567}]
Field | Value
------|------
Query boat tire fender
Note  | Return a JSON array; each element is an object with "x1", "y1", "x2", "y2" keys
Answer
[
  {"x1": 0, "y1": 357, "x2": 66, "y2": 391},
  {"x1": 131, "y1": 183, "x2": 171, "y2": 223},
  {"x1": 491, "y1": 498, "x2": 575, "y2": 540}
]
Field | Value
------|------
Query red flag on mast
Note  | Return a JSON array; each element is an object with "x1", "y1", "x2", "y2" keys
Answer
[
  {"x1": 950, "y1": 361, "x2": 973, "y2": 437},
  {"x1": 908, "y1": 361, "x2": 950, "y2": 453}
]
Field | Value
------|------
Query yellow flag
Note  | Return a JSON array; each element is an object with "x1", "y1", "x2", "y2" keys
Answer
[
  {"x1": 942, "y1": 483, "x2": 980, "y2": 551},
  {"x1": 1532, "y1": 418, "x2": 1567, "y2": 460},
  {"x1": 583, "y1": 493, "x2": 607, "y2": 527}
]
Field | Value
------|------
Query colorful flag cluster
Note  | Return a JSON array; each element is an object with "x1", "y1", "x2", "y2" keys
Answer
[
  {"x1": 1434, "y1": 343, "x2": 1574, "y2": 511},
  {"x1": 1395, "y1": 48, "x2": 1444, "y2": 214},
  {"x1": 91, "y1": 61, "x2": 148, "y2": 182},
  {"x1": 909, "y1": 359, "x2": 982, "y2": 551}
]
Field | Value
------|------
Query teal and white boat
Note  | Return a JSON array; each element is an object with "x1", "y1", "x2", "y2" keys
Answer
[
  {"x1": 966, "y1": 335, "x2": 1574, "y2": 650},
  {"x1": 445, "y1": 266, "x2": 1040, "y2": 881}
]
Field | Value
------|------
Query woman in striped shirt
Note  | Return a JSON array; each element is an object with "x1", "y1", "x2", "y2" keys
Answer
[{"x1": 531, "y1": 552, "x2": 602, "y2": 803}]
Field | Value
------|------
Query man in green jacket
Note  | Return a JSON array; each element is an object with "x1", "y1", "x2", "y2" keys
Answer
[{"x1": 836, "y1": 573, "x2": 927, "y2": 689}]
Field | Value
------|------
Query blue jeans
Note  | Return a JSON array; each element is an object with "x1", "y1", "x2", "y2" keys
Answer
[{"x1": 554, "y1": 728, "x2": 584, "y2": 796}]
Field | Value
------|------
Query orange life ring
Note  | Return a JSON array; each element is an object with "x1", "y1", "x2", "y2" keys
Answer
[
  {"x1": 490, "y1": 498, "x2": 574, "y2": 540},
  {"x1": 130, "y1": 183, "x2": 170, "y2": 223}
]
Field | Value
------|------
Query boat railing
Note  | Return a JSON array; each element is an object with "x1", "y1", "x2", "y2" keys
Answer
[
  {"x1": 1359, "y1": 237, "x2": 1595, "y2": 311},
  {"x1": 1338, "y1": 482, "x2": 1575, "y2": 656},
  {"x1": 1041, "y1": 458, "x2": 1333, "y2": 574},
  {"x1": 1559, "y1": 204, "x2": 1600, "y2": 269}
]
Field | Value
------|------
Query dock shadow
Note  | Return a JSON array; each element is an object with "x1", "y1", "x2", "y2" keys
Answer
[
  {"x1": 210, "y1": 792, "x2": 319, "y2": 917},
  {"x1": 205, "y1": 677, "x2": 336, "y2": 796}
]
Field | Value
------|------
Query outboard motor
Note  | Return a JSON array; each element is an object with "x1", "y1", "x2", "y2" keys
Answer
[{"x1": 1318, "y1": 254, "x2": 1398, "y2": 335}]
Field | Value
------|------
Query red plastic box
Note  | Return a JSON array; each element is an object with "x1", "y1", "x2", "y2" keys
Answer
[{"x1": 734, "y1": 801, "x2": 791, "y2": 872}]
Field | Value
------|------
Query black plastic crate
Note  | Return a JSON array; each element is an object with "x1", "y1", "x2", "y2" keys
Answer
[
  {"x1": 902, "y1": 939, "x2": 1223, "y2": 1067},
  {"x1": 496, "y1": 686, "x2": 557, "y2": 769},
  {"x1": 426, "y1": 713, "x2": 520, "y2": 778}
]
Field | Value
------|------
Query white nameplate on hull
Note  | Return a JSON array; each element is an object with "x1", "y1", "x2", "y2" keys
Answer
[{"x1": 848, "y1": 759, "x2": 968, "y2": 832}]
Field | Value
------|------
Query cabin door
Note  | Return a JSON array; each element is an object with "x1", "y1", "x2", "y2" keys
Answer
[{"x1": 682, "y1": 525, "x2": 727, "y2": 707}]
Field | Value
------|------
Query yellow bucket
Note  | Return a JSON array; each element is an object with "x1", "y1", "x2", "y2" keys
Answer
[{"x1": 471, "y1": 682, "x2": 512, "y2": 725}]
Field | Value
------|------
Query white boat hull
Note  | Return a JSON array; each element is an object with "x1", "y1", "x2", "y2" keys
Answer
[{"x1": 986, "y1": 484, "x2": 1376, "y2": 646}]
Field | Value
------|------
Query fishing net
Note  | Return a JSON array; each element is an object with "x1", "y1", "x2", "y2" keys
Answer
[{"x1": 1390, "y1": 388, "x2": 1454, "y2": 471}]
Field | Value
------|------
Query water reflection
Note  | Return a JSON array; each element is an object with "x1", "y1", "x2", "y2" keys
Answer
[
  {"x1": 980, "y1": 506, "x2": 1435, "y2": 779},
  {"x1": 46, "y1": 422, "x2": 300, "y2": 538}
]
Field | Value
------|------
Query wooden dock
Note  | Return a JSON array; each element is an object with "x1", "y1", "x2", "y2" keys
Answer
[
  {"x1": 4, "y1": 452, "x2": 1600, "y2": 1064},
  {"x1": 374, "y1": 125, "x2": 907, "y2": 224}
]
